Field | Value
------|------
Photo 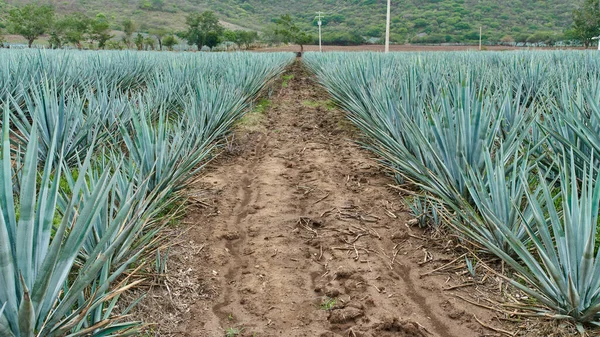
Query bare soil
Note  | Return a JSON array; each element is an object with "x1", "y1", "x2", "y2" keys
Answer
[{"x1": 130, "y1": 61, "x2": 564, "y2": 337}]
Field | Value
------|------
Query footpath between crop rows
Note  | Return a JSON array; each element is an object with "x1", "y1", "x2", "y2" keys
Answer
[{"x1": 131, "y1": 60, "x2": 535, "y2": 337}]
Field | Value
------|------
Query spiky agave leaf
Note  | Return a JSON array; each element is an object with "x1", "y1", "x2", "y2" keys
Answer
[
  {"x1": 451, "y1": 152, "x2": 600, "y2": 325},
  {"x1": 446, "y1": 145, "x2": 537, "y2": 255},
  {"x1": 9, "y1": 80, "x2": 104, "y2": 167},
  {"x1": 0, "y1": 103, "x2": 144, "y2": 337},
  {"x1": 543, "y1": 84, "x2": 600, "y2": 178}
]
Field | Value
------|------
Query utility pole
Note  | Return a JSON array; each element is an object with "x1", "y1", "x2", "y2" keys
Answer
[
  {"x1": 316, "y1": 11, "x2": 324, "y2": 52},
  {"x1": 385, "y1": 0, "x2": 391, "y2": 53}
]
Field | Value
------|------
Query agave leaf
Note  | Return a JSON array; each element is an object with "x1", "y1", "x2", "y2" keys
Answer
[
  {"x1": 0, "y1": 103, "x2": 17, "y2": 267},
  {"x1": 15, "y1": 121, "x2": 38, "y2": 291},
  {"x1": 0, "y1": 306, "x2": 15, "y2": 337},
  {"x1": 0, "y1": 110, "x2": 18, "y2": 335},
  {"x1": 18, "y1": 275, "x2": 35, "y2": 337}
]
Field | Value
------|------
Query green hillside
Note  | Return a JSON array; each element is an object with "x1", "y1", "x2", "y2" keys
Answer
[{"x1": 2, "y1": 0, "x2": 577, "y2": 44}]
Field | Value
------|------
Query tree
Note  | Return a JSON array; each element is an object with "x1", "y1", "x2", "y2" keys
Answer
[
  {"x1": 63, "y1": 13, "x2": 90, "y2": 49},
  {"x1": 134, "y1": 33, "x2": 144, "y2": 50},
  {"x1": 204, "y1": 31, "x2": 221, "y2": 49},
  {"x1": 513, "y1": 33, "x2": 528, "y2": 45},
  {"x1": 106, "y1": 40, "x2": 123, "y2": 50},
  {"x1": 222, "y1": 30, "x2": 237, "y2": 50},
  {"x1": 48, "y1": 17, "x2": 68, "y2": 49},
  {"x1": 235, "y1": 30, "x2": 259, "y2": 49},
  {"x1": 122, "y1": 19, "x2": 136, "y2": 48},
  {"x1": 321, "y1": 31, "x2": 364, "y2": 46},
  {"x1": 162, "y1": 34, "x2": 177, "y2": 51},
  {"x1": 572, "y1": 0, "x2": 600, "y2": 47},
  {"x1": 274, "y1": 14, "x2": 315, "y2": 54},
  {"x1": 223, "y1": 30, "x2": 237, "y2": 42},
  {"x1": 294, "y1": 32, "x2": 313, "y2": 53},
  {"x1": 500, "y1": 35, "x2": 515, "y2": 46},
  {"x1": 185, "y1": 11, "x2": 224, "y2": 50},
  {"x1": 0, "y1": 27, "x2": 5, "y2": 48},
  {"x1": 8, "y1": 4, "x2": 55, "y2": 48},
  {"x1": 49, "y1": 14, "x2": 90, "y2": 49},
  {"x1": 262, "y1": 24, "x2": 284, "y2": 45},
  {"x1": 527, "y1": 31, "x2": 557, "y2": 47},
  {"x1": 144, "y1": 37, "x2": 155, "y2": 50},
  {"x1": 90, "y1": 13, "x2": 113, "y2": 49},
  {"x1": 150, "y1": 28, "x2": 167, "y2": 50}
]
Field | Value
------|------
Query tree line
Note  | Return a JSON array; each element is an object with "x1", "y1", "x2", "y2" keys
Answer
[
  {"x1": 0, "y1": 4, "x2": 264, "y2": 51},
  {"x1": 1, "y1": 1, "x2": 600, "y2": 50}
]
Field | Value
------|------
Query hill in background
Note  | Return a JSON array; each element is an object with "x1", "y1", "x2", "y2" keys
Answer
[{"x1": 1, "y1": 0, "x2": 577, "y2": 44}]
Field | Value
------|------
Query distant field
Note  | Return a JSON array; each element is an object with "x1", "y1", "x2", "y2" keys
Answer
[
  {"x1": 3, "y1": 34, "x2": 587, "y2": 52},
  {"x1": 258, "y1": 44, "x2": 586, "y2": 53}
]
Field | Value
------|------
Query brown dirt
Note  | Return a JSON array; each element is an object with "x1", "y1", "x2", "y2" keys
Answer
[{"x1": 130, "y1": 61, "x2": 554, "y2": 337}]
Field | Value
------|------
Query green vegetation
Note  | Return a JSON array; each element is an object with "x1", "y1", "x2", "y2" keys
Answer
[
  {"x1": 89, "y1": 13, "x2": 113, "y2": 49},
  {"x1": 281, "y1": 74, "x2": 294, "y2": 88},
  {"x1": 237, "y1": 98, "x2": 271, "y2": 130},
  {"x1": 6, "y1": 4, "x2": 54, "y2": 48},
  {"x1": 161, "y1": 34, "x2": 177, "y2": 50},
  {"x1": 1, "y1": 3, "x2": 253, "y2": 50},
  {"x1": 224, "y1": 30, "x2": 259, "y2": 50},
  {"x1": 320, "y1": 297, "x2": 336, "y2": 311},
  {"x1": 121, "y1": 18, "x2": 136, "y2": 48},
  {"x1": 49, "y1": 13, "x2": 92, "y2": 49},
  {"x1": 0, "y1": 50, "x2": 294, "y2": 336},
  {"x1": 465, "y1": 257, "x2": 477, "y2": 278},
  {"x1": 252, "y1": 98, "x2": 272, "y2": 114},
  {"x1": 0, "y1": 0, "x2": 587, "y2": 48},
  {"x1": 568, "y1": 0, "x2": 600, "y2": 47},
  {"x1": 273, "y1": 14, "x2": 314, "y2": 53},
  {"x1": 305, "y1": 51, "x2": 600, "y2": 331},
  {"x1": 184, "y1": 10, "x2": 224, "y2": 50},
  {"x1": 225, "y1": 327, "x2": 243, "y2": 337}
]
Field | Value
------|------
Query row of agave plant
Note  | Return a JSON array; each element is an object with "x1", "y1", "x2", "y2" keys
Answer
[
  {"x1": 305, "y1": 50, "x2": 600, "y2": 332},
  {"x1": 0, "y1": 49, "x2": 295, "y2": 336}
]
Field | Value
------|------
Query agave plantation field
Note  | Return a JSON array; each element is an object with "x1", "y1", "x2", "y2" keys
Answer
[
  {"x1": 0, "y1": 50, "x2": 294, "y2": 336},
  {"x1": 305, "y1": 51, "x2": 600, "y2": 332},
  {"x1": 3, "y1": 47, "x2": 600, "y2": 337}
]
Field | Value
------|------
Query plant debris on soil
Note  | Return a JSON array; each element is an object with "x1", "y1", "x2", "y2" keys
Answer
[{"x1": 128, "y1": 61, "x2": 579, "y2": 337}]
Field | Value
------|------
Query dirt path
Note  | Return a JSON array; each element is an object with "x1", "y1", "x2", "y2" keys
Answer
[{"x1": 135, "y1": 61, "x2": 509, "y2": 337}]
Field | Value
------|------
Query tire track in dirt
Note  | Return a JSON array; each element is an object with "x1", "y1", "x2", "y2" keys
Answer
[
  {"x1": 137, "y1": 60, "x2": 514, "y2": 337},
  {"x1": 211, "y1": 134, "x2": 266, "y2": 325},
  {"x1": 394, "y1": 263, "x2": 451, "y2": 337}
]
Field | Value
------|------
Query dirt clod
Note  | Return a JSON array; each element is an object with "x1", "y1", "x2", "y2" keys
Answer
[
  {"x1": 221, "y1": 232, "x2": 240, "y2": 240},
  {"x1": 376, "y1": 317, "x2": 427, "y2": 337},
  {"x1": 391, "y1": 231, "x2": 409, "y2": 241},
  {"x1": 324, "y1": 288, "x2": 341, "y2": 297},
  {"x1": 334, "y1": 267, "x2": 355, "y2": 279},
  {"x1": 328, "y1": 307, "x2": 364, "y2": 324}
]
